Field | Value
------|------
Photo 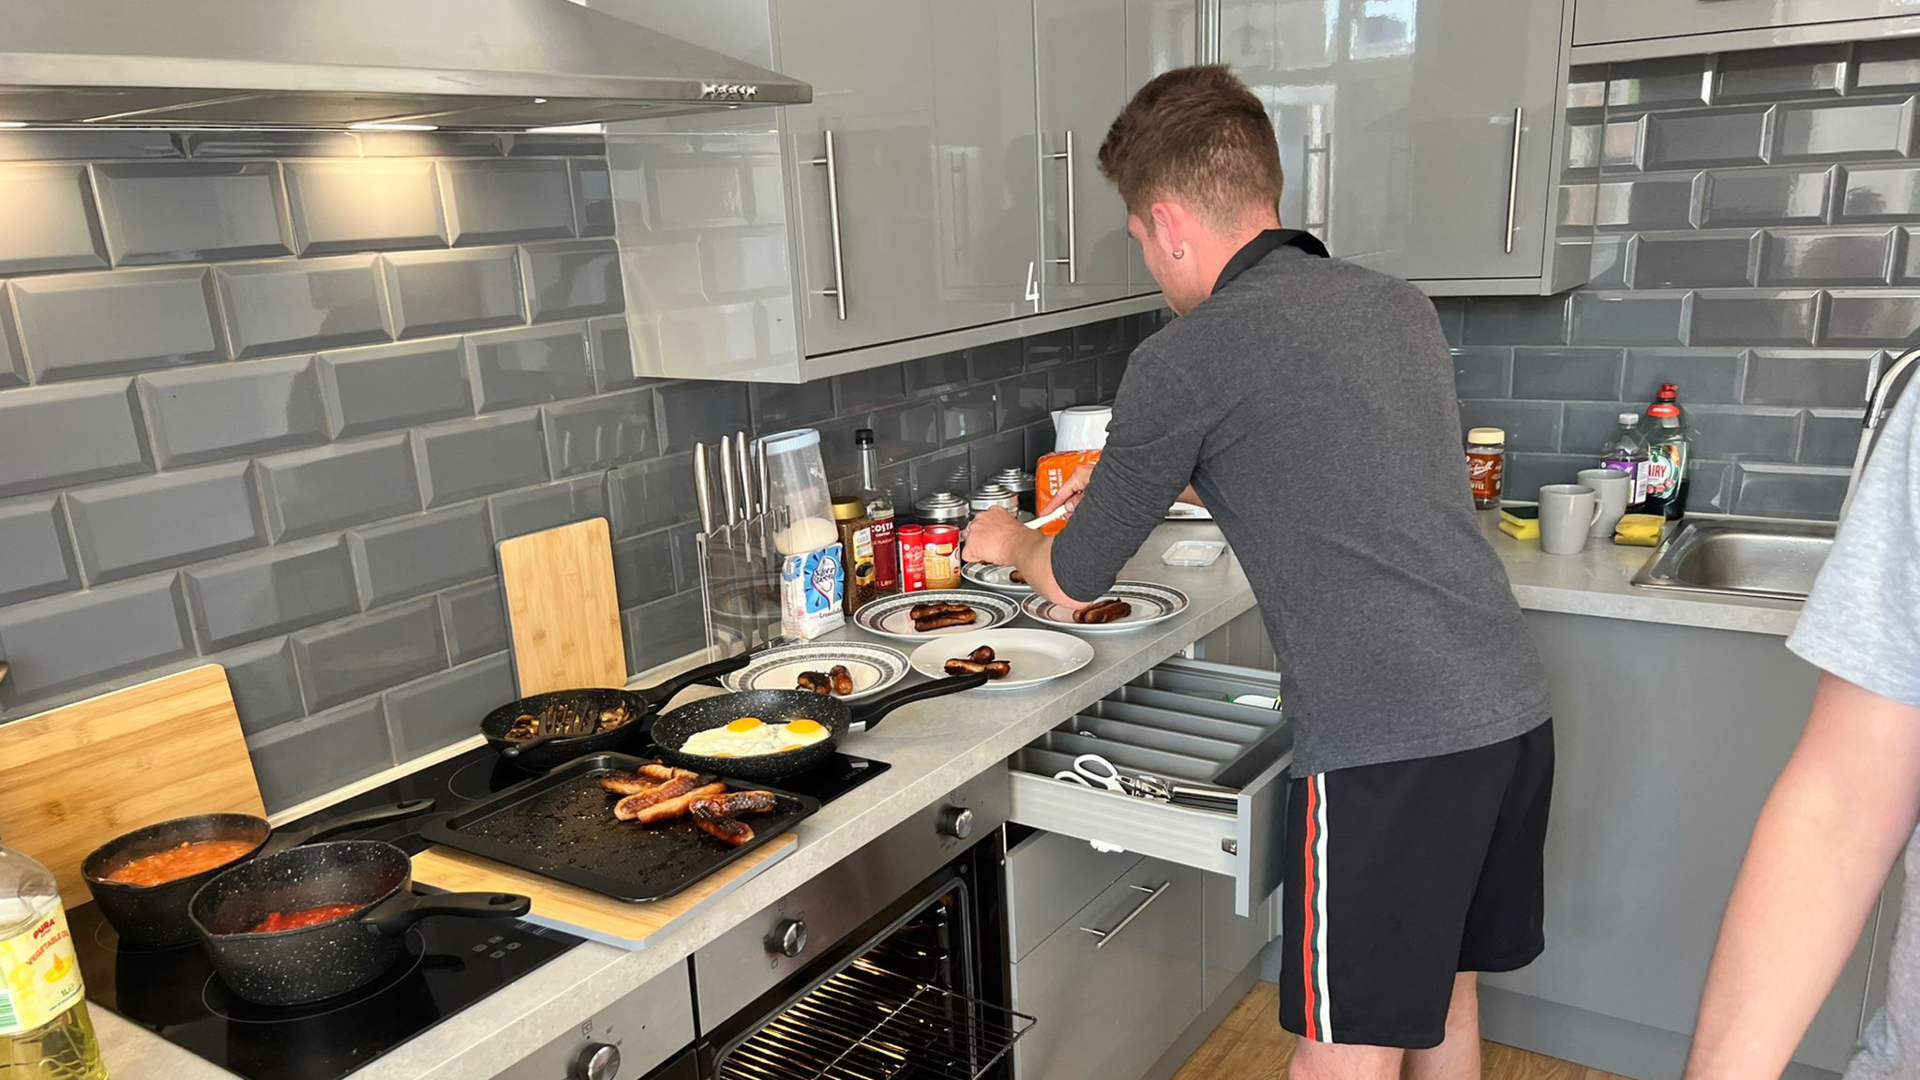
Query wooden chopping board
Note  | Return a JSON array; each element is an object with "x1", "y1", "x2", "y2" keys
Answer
[
  {"x1": 0, "y1": 665, "x2": 262, "y2": 906},
  {"x1": 412, "y1": 836, "x2": 796, "y2": 949},
  {"x1": 499, "y1": 517, "x2": 628, "y2": 695}
]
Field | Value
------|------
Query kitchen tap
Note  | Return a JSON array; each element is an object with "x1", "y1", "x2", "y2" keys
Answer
[{"x1": 1840, "y1": 346, "x2": 1920, "y2": 523}]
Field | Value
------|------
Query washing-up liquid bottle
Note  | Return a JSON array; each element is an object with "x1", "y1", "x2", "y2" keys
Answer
[
  {"x1": 0, "y1": 842, "x2": 107, "y2": 1080},
  {"x1": 1638, "y1": 382, "x2": 1689, "y2": 441},
  {"x1": 1640, "y1": 403, "x2": 1693, "y2": 521}
]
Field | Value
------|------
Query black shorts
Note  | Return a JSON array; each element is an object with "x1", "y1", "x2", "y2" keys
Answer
[{"x1": 1279, "y1": 719, "x2": 1554, "y2": 1050}]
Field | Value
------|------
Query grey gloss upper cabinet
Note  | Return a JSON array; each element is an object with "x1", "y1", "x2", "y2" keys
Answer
[
  {"x1": 1574, "y1": 0, "x2": 1919, "y2": 53},
  {"x1": 779, "y1": 0, "x2": 1042, "y2": 354},
  {"x1": 1037, "y1": 0, "x2": 1198, "y2": 310},
  {"x1": 1221, "y1": 0, "x2": 1596, "y2": 295}
]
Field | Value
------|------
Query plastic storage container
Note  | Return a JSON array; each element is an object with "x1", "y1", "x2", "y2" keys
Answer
[{"x1": 761, "y1": 429, "x2": 837, "y2": 555}]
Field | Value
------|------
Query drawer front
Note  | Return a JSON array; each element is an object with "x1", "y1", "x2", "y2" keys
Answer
[
  {"x1": 1009, "y1": 657, "x2": 1291, "y2": 916},
  {"x1": 692, "y1": 770, "x2": 1008, "y2": 1027},
  {"x1": 1008, "y1": 829, "x2": 1143, "y2": 963},
  {"x1": 493, "y1": 961, "x2": 694, "y2": 1080},
  {"x1": 1011, "y1": 858, "x2": 1205, "y2": 1080}
]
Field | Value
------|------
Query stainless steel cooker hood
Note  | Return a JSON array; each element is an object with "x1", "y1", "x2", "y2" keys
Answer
[{"x1": 0, "y1": 0, "x2": 809, "y2": 130}]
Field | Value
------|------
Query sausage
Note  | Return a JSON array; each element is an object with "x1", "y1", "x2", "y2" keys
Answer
[
  {"x1": 967, "y1": 646, "x2": 996, "y2": 663},
  {"x1": 690, "y1": 805, "x2": 755, "y2": 847},
  {"x1": 1073, "y1": 599, "x2": 1133, "y2": 625},
  {"x1": 830, "y1": 665, "x2": 854, "y2": 696},
  {"x1": 909, "y1": 601, "x2": 972, "y2": 620},
  {"x1": 613, "y1": 774, "x2": 716, "y2": 820},
  {"x1": 690, "y1": 790, "x2": 781, "y2": 816},
  {"x1": 796, "y1": 670, "x2": 834, "y2": 694},
  {"x1": 638, "y1": 763, "x2": 701, "y2": 782},
  {"x1": 598, "y1": 772, "x2": 658, "y2": 796},
  {"x1": 1009, "y1": 570, "x2": 1027, "y2": 584},
  {"x1": 914, "y1": 610, "x2": 978, "y2": 632},
  {"x1": 945, "y1": 658, "x2": 1013, "y2": 678},
  {"x1": 634, "y1": 782, "x2": 728, "y2": 825}
]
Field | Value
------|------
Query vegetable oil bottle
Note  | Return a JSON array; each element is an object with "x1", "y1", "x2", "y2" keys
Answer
[{"x1": 1, "y1": 842, "x2": 107, "y2": 1080}]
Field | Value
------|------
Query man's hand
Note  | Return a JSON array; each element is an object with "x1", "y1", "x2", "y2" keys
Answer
[
  {"x1": 1040, "y1": 464, "x2": 1097, "y2": 516},
  {"x1": 960, "y1": 507, "x2": 1030, "y2": 567}
]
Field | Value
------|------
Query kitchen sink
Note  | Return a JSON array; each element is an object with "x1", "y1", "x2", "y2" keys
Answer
[{"x1": 1631, "y1": 519, "x2": 1836, "y2": 602}]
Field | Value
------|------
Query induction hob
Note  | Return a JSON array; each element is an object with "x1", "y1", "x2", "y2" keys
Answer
[{"x1": 73, "y1": 743, "x2": 891, "y2": 1080}]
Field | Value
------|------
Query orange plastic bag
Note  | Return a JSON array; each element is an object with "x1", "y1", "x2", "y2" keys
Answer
[{"x1": 1034, "y1": 449, "x2": 1103, "y2": 535}]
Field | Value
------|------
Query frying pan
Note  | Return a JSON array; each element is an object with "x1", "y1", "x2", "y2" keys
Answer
[
  {"x1": 189, "y1": 839, "x2": 529, "y2": 1006},
  {"x1": 83, "y1": 799, "x2": 435, "y2": 948},
  {"x1": 647, "y1": 673, "x2": 989, "y2": 783},
  {"x1": 479, "y1": 654, "x2": 751, "y2": 770}
]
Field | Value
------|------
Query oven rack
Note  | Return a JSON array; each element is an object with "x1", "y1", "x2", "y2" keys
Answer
[{"x1": 719, "y1": 958, "x2": 1035, "y2": 1080}]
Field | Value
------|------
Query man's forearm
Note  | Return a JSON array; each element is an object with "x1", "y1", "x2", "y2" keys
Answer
[
  {"x1": 1686, "y1": 676, "x2": 1920, "y2": 1079},
  {"x1": 1003, "y1": 529, "x2": 1089, "y2": 610}
]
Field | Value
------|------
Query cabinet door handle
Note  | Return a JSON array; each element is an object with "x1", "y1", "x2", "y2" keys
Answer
[
  {"x1": 808, "y1": 130, "x2": 849, "y2": 320},
  {"x1": 1044, "y1": 130, "x2": 1079, "y2": 284},
  {"x1": 1504, "y1": 107, "x2": 1523, "y2": 255},
  {"x1": 1078, "y1": 881, "x2": 1170, "y2": 950}
]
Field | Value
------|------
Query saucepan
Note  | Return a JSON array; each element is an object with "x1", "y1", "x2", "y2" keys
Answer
[
  {"x1": 645, "y1": 673, "x2": 989, "y2": 783},
  {"x1": 189, "y1": 839, "x2": 529, "y2": 1006},
  {"x1": 478, "y1": 654, "x2": 751, "y2": 770},
  {"x1": 83, "y1": 799, "x2": 436, "y2": 948}
]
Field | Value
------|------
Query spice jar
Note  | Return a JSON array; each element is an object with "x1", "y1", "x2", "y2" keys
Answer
[
  {"x1": 913, "y1": 491, "x2": 971, "y2": 530},
  {"x1": 1466, "y1": 427, "x2": 1506, "y2": 510},
  {"x1": 832, "y1": 495, "x2": 877, "y2": 614}
]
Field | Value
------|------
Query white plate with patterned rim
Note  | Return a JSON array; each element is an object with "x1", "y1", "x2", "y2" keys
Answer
[
  {"x1": 908, "y1": 628, "x2": 1095, "y2": 691},
  {"x1": 718, "y1": 641, "x2": 911, "y2": 702},
  {"x1": 1020, "y1": 581, "x2": 1190, "y2": 633},
  {"x1": 851, "y1": 590, "x2": 1021, "y2": 640},
  {"x1": 961, "y1": 562, "x2": 1035, "y2": 594}
]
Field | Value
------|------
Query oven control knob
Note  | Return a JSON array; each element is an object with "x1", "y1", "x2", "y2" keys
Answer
[
  {"x1": 570, "y1": 1042, "x2": 620, "y2": 1080},
  {"x1": 768, "y1": 918, "x2": 808, "y2": 958},
  {"x1": 938, "y1": 806, "x2": 975, "y2": 840}
]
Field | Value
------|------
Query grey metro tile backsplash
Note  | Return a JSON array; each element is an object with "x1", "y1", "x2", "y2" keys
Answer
[
  {"x1": 1448, "y1": 42, "x2": 1919, "y2": 522},
  {"x1": 0, "y1": 128, "x2": 1144, "y2": 807}
]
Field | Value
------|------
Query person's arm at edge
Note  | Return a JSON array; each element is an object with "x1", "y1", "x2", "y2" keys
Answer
[
  {"x1": 1684, "y1": 674, "x2": 1920, "y2": 1080},
  {"x1": 996, "y1": 526, "x2": 1087, "y2": 610}
]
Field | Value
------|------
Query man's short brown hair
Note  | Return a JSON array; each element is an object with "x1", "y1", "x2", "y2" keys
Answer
[{"x1": 1097, "y1": 65, "x2": 1283, "y2": 229}]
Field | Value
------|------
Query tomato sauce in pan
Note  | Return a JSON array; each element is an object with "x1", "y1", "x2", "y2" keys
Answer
[
  {"x1": 105, "y1": 839, "x2": 258, "y2": 886},
  {"x1": 249, "y1": 903, "x2": 366, "y2": 934}
]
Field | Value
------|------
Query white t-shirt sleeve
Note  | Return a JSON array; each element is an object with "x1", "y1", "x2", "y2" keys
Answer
[{"x1": 1787, "y1": 388, "x2": 1920, "y2": 708}]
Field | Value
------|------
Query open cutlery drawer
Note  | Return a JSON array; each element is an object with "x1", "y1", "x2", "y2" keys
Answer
[{"x1": 1007, "y1": 658, "x2": 1291, "y2": 916}]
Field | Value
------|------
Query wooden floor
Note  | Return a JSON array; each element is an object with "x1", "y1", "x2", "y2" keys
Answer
[{"x1": 1171, "y1": 982, "x2": 1632, "y2": 1080}]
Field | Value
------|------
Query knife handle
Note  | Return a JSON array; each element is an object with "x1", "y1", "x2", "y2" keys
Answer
[
  {"x1": 694, "y1": 442, "x2": 715, "y2": 535},
  {"x1": 719, "y1": 435, "x2": 740, "y2": 525}
]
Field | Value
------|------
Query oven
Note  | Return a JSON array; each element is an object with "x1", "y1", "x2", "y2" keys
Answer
[{"x1": 687, "y1": 771, "x2": 1028, "y2": 1080}]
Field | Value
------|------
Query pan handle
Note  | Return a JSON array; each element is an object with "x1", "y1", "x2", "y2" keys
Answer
[
  {"x1": 360, "y1": 891, "x2": 531, "y2": 938},
  {"x1": 259, "y1": 799, "x2": 438, "y2": 857},
  {"x1": 634, "y1": 654, "x2": 754, "y2": 707},
  {"x1": 849, "y1": 673, "x2": 991, "y2": 730}
]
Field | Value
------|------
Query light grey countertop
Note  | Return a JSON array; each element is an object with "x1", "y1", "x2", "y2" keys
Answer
[
  {"x1": 92, "y1": 514, "x2": 1801, "y2": 1080},
  {"x1": 1475, "y1": 511, "x2": 1805, "y2": 637}
]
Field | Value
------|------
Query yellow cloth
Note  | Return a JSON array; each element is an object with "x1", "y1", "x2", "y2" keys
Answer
[
  {"x1": 1498, "y1": 518, "x2": 1539, "y2": 541},
  {"x1": 1614, "y1": 514, "x2": 1663, "y2": 546}
]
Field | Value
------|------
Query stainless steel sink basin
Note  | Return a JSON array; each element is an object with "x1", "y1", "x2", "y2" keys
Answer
[{"x1": 1631, "y1": 519, "x2": 1836, "y2": 602}]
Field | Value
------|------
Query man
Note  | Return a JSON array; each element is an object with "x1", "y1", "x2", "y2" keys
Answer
[
  {"x1": 1685, "y1": 387, "x2": 1920, "y2": 1080},
  {"x1": 963, "y1": 65, "x2": 1553, "y2": 1080}
]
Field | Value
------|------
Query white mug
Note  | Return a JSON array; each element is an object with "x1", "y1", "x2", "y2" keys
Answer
[
  {"x1": 1050, "y1": 405, "x2": 1112, "y2": 452},
  {"x1": 1577, "y1": 468, "x2": 1633, "y2": 539},
  {"x1": 1538, "y1": 484, "x2": 1602, "y2": 555}
]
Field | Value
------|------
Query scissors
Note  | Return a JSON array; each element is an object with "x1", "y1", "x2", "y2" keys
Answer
[{"x1": 1054, "y1": 754, "x2": 1144, "y2": 796}]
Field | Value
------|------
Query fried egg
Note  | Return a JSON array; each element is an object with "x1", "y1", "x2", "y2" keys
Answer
[{"x1": 681, "y1": 717, "x2": 832, "y2": 758}]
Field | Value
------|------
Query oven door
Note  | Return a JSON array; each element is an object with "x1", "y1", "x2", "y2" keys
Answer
[{"x1": 698, "y1": 839, "x2": 1027, "y2": 1080}]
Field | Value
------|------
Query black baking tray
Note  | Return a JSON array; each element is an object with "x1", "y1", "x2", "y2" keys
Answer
[{"x1": 418, "y1": 753, "x2": 820, "y2": 904}]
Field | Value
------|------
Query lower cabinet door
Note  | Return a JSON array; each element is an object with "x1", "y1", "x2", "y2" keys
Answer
[{"x1": 1011, "y1": 857, "x2": 1205, "y2": 1080}]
